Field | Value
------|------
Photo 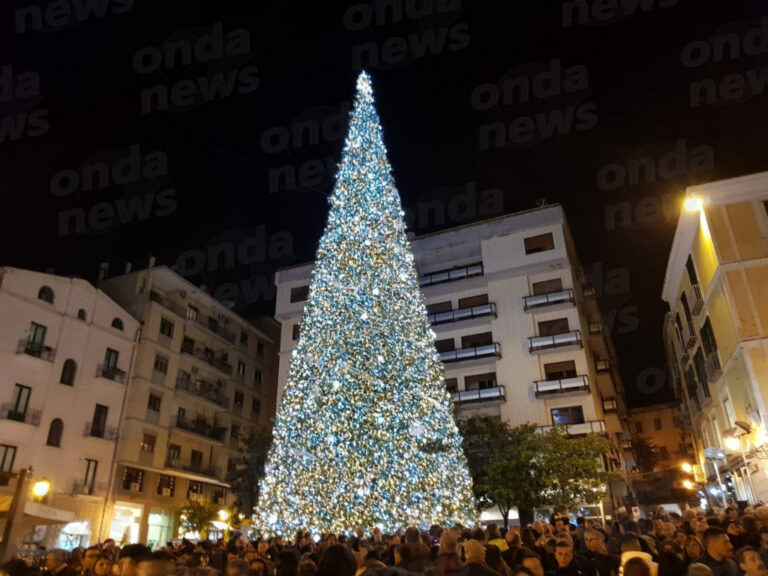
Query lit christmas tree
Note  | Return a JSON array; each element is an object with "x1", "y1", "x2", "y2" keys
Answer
[{"x1": 256, "y1": 71, "x2": 477, "y2": 536}]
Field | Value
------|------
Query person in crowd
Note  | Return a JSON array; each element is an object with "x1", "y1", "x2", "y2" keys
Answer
[
  {"x1": 91, "y1": 555, "x2": 113, "y2": 576},
  {"x1": 45, "y1": 549, "x2": 77, "y2": 576},
  {"x1": 461, "y1": 539, "x2": 501, "y2": 576},
  {"x1": 624, "y1": 557, "x2": 651, "y2": 576},
  {"x1": 316, "y1": 543, "x2": 357, "y2": 576},
  {"x1": 735, "y1": 546, "x2": 767, "y2": 576},
  {"x1": 485, "y1": 545, "x2": 512, "y2": 576},
  {"x1": 433, "y1": 528, "x2": 463, "y2": 576},
  {"x1": 488, "y1": 526, "x2": 509, "y2": 553},
  {"x1": 688, "y1": 563, "x2": 713, "y2": 576},
  {"x1": 699, "y1": 528, "x2": 739, "y2": 576}
]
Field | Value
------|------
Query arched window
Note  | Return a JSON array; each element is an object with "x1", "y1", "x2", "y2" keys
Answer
[
  {"x1": 77, "y1": 309, "x2": 87, "y2": 321},
  {"x1": 46, "y1": 419, "x2": 63, "y2": 447},
  {"x1": 38, "y1": 286, "x2": 54, "y2": 303},
  {"x1": 111, "y1": 318, "x2": 124, "y2": 331},
  {"x1": 60, "y1": 359, "x2": 77, "y2": 386}
]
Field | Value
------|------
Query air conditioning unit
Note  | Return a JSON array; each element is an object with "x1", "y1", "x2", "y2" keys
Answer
[
  {"x1": 161, "y1": 487, "x2": 172, "y2": 497},
  {"x1": 129, "y1": 482, "x2": 141, "y2": 492}
]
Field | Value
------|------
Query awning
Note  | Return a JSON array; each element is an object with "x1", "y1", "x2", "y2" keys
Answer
[{"x1": 0, "y1": 495, "x2": 77, "y2": 525}]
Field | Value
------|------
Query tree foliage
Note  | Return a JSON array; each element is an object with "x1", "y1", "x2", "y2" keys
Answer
[
  {"x1": 179, "y1": 501, "x2": 217, "y2": 540},
  {"x1": 226, "y1": 428, "x2": 273, "y2": 519},
  {"x1": 460, "y1": 417, "x2": 620, "y2": 527}
]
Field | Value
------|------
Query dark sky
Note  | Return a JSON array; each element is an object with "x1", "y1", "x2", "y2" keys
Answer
[{"x1": 2, "y1": 0, "x2": 768, "y2": 407}]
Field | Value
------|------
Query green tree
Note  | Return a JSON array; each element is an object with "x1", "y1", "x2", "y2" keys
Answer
[
  {"x1": 226, "y1": 428, "x2": 272, "y2": 519},
  {"x1": 179, "y1": 501, "x2": 217, "y2": 540},
  {"x1": 461, "y1": 418, "x2": 620, "y2": 527}
]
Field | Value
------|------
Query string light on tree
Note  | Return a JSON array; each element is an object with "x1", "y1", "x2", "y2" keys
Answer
[{"x1": 256, "y1": 71, "x2": 477, "y2": 536}]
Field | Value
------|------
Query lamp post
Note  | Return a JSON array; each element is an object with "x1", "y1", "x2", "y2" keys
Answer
[
  {"x1": 723, "y1": 422, "x2": 756, "y2": 504},
  {"x1": 703, "y1": 447, "x2": 728, "y2": 508}
]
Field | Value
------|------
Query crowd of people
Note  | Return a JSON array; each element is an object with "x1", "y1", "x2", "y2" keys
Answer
[{"x1": 3, "y1": 502, "x2": 768, "y2": 576}]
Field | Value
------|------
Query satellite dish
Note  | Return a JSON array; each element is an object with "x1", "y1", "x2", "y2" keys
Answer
[{"x1": 703, "y1": 447, "x2": 726, "y2": 460}]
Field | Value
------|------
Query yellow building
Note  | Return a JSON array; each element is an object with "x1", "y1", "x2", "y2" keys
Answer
[{"x1": 662, "y1": 171, "x2": 768, "y2": 503}]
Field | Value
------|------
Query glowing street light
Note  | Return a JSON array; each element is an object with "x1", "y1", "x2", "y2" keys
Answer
[
  {"x1": 681, "y1": 463, "x2": 693, "y2": 473},
  {"x1": 31, "y1": 479, "x2": 51, "y2": 500},
  {"x1": 684, "y1": 196, "x2": 703, "y2": 212},
  {"x1": 217, "y1": 509, "x2": 229, "y2": 522},
  {"x1": 724, "y1": 436, "x2": 741, "y2": 452},
  {"x1": 683, "y1": 480, "x2": 694, "y2": 490}
]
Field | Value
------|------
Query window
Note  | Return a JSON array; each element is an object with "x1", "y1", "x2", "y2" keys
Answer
[
  {"x1": 38, "y1": 286, "x2": 54, "y2": 303},
  {"x1": 635, "y1": 422, "x2": 644, "y2": 433},
  {"x1": 290, "y1": 285, "x2": 310, "y2": 303},
  {"x1": 122, "y1": 467, "x2": 143, "y2": 491},
  {"x1": 154, "y1": 354, "x2": 168, "y2": 374},
  {"x1": 190, "y1": 450, "x2": 203, "y2": 471},
  {"x1": 147, "y1": 393, "x2": 161, "y2": 412},
  {"x1": 292, "y1": 324, "x2": 300, "y2": 340},
  {"x1": 680, "y1": 292, "x2": 694, "y2": 328},
  {"x1": 204, "y1": 348, "x2": 214, "y2": 362},
  {"x1": 524, "y1": 233, "x2": 555, "y2": 255},
  {"x1": 140, "y1": 433, "x2": 156, "y2": 453},
  {"x1": 0, "y1": 445, "x2": 17, "y2": 478},
  {"x1": 435, "y1": 338, "x2": 455, "y2": 353},
  {"x1": 252, "y1": 398, "x2": 261, "y2": 415},
  {"x1": 426, "y1": 301, "x2": 452, "y2": 314},
  {"x1": 465, "y1": 373, "x2": 497, "y2": 391},
  {"x1": 544, "y1": 360, "x2": 577, "y2": 380},
  {"x1": 159, "y1": 318, "x2": 174, "y2": 338},
  {"x1": 187, "y1": 305, "x2": 198, "y2": 320},
  {"x1": 654, "y1": 418, "x2": 662, "y2": 431},
  {"x1": 167, "y1": 444, "x2": 181, "y2": 462},
  {"x1": 228, "y1": 457, "x2": 238, "y2": 473},
  {"x1": 234, "y1": 391, "x2": 244, "y2": 406},
  {"x1": 686, "y1": 255, "x2": 700, "y2": 286},
  {"x1": 724, "y1": 396, "x2": 736, "y2": 428},
  {"x1": 254, "y1": 370, "x2": 262, "y2": 385},
  {"x1": 240, "y1": 332, "x2": 248, "y2": 346},
  {"x1": 256, "y1": 342, "x2": 264, "y2": 355},
  {"x1": 77, "y1": 309, "x2": 87, "y2": 321},
  {"x1": 84, "y1": 459, "x2": 98, "y2": 494},
  {"x1": 538, "y1": 318, "x2": 570, "y2": 336},
  {"x1": 11, "y1": 384, "x2": 31, "y2": 420},
  {"x1": 700, "y1": 317, "x2": 718, "y2": 356},
  {"x1": 60, "y1": 359, "x2": 77, "y2": 386},
  {"x1": 445, "y1": 378, "x2": 458, "y2": 393},
  {"x1": 532, "y1": 278, "x2": 563, "y2": 295},
  {"x1": 693, "y1": 348, "x2": 708, "y2": 394},
  {"x1": 182, "y1": 337, "x2": 194, "y2": 354},
  {"x1": 674, "y1": 313, "x2": 686, "y2": 350},
  {"x1": 458, "y1": 294, "x2": 489, "y2": 309},
  {"x1": 111, "y1": 318, "x2": 124, "y2": 331},
  {"x1": 187, "y1": 479, "x2": 203, "y2": 498},
  {"x1": 91, "y1": 404, "x2": 108, "y2": 438},
  {"x1": 26, "y1": 322, "x2": 47, "y2": 354},
  {"x1": 157, "y1": 474, "x2": 175, "y2": 497},
  {"x1": 461, "y1": 332, "x2": 492, "y2": 348},
  {"x1": 237, "y1": 361, "x2": 246, "y2": 376},
  {"x1": 103, "y1": 348, "x2": 119, "y2": 370},
  {"x1": 46, "y1": 419, "x2": 63, "y2": 447},
  {"x1": 231, "y1": 424, "x2": 240, "y2": 439},
  {"x1": 551, "y1": 406, "x2": 584, "y2": 425}
]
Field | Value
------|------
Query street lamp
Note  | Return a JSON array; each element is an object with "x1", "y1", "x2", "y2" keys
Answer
[
  {"x1": 217, "y1": 509, "x2": 229, "y2": 522},
  {"x1": 723, "y1": 421, "x2": 756, "y2": 503},
  {"x1": 31, "y1": 478, "x2": 51, "y2": 500},
  {"x1": 683, "y1": 480, "x2": 695, "y2": 490},
  {"x1": 703, "y1": 447, "x2": 728, "y2": 508},
  {"x1": 681, "y1": 463, "x2": 693, "y2": 474}
]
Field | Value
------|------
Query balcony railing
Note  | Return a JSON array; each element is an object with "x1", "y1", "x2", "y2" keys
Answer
[
  {"x1": 191, "y1": 313, "x2": 236, "y2": 344},
  {"x1": 428, "y1": 303, "x2": 496, "y2": 326},
  {"x1": 149, "y1": 290, "x2": 187, "y2": 317},
  {"x1": 534, "y1": 375, "x2": 589, "y2": 397},
  {"x1": 418, "y1": 263, "x2": 483, "y2": 288},
  {"x1": 84, "y1": 423, "x2": 118, "y2": 440},
  {"x1": 451, "y1": 385, "x2": 505, "y2": 404},
  {"x1": 528, "y1": 330, "x2": 582, "y2": 353},
  {"x1": 539, "y1": 420, "x2": 607, "y2": 436},
  {"x1": 705, "y1": 351, "x2": 722, "y2": 382},
  {"x1": 602, "y1": 397, "x2": 618, "y2": 412},
  {"x1": 0, "y1": 404, "x2": 41, "y2": 426},
  {"x1": 97, "y1": 364, "x2": 127, "y2": 383},
  {"x1": 180, "y1": 346, "x2": 233, "y2": 376},
  {"x1": 175, "y1": 376, "x2": 229, "y2": 408},
  {"x1": 16, "y1": 339, "x2": 55, "y2": 362},
  {"x1": 73, "y1": 481, "x2": 107, "y2": 496},
  {"x1": 439, "y1": 342, "x2": 500, "y2": 363},
  {"x1": 165, "y1": 458, "x2": 222, "y2": 480},
  {"x1": 522, "y1": 289, "x2": 575, "y2": 312},
  {"x1": 691, "y1": 283, "x2": 704, "y2": 315},
  {"x1": 172, "y1": 416, "x2": 226, "y2": 442}
]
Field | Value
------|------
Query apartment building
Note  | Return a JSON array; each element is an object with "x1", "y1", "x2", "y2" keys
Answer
[
  {"x1": 274, "y1": 204, "x2": 632, "y2": 520},
  {"x1": 99, "y1": 264, "x2": 278, "y2": 546},
  {"x1": 0, "y1": 267, "x2": 139, "y2": 550},
  {"x1": 662, "y1": 171, "x2": 768, "y2": 504}
]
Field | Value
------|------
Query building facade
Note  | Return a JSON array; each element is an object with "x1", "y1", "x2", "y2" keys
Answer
[
  {"x1": 99, "y1": 265, "x2": 278, "y2": 546},
  {"x1": 274, "y1": 205, "x2": 632, "y2": 521},
  {"x1": 662, "y1": 171, "x2": 768, "y2": 505},
  {"x1": 0, "y1": 267, "x2": 139, "y2": 550}
]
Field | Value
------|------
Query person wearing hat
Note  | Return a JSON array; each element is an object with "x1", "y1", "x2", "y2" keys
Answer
[{"x1": 462, "y1": 539, "x2": 502, "y2": 575}]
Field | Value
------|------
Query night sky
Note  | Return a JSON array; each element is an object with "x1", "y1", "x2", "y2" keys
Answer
[{"x1": 2, "y1": 0, "x2": 768, "y2": 407}]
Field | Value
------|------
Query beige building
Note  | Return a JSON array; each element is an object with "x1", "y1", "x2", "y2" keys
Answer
[
  {"x1": 274, "y1": 204, "x2": 633, "y2": 521},
  {"x1": 662, "y1": 171, "x2": 768, "y2": 504},
  {"x1": 99, "y1": 264, "x2": 278, "y2": 547},
  {"x1": 0, "y1": 267, "x2": 139, "y2": 550}
]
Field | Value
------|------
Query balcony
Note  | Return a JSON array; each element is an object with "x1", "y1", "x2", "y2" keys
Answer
[
  {"x1": 149, "y1": 290, "x2": 187, "y2": 317},
  {"x1": 440, "y1": 343, "x2": 500, "y2": 363},
  {"x1": 705, "y1": 351, "x2": 722, "y2": 382},
  {"x1": 189, "y1": 312, "x2": 236, "y2": 344},
  {"x1": 0, "y1": 404, "x2": 41, "y2": 426},
  {"x1": 534, "y1": 375, "x2": 589, "y2": 397},
  {"x1": 97, "y1": 364, "x2": 127, "y2": 383},
  {"x1": 595, "y1": 359, "x2": 610, "y2": 373},
  {"x1": 175, "y1": 376, "x2": 229, "y2": 409},
  {"x1": 691, "y1": 283, "x2": 704, "y2": 315},
  {"x1": 418, "y1": 263, "x2": 483, "y2": 288},
  {"x1": 172, "y1": 416, "x2": 226, "y2": 442},
  {"x1": 451, "y1": 385, "x2": 505, "y2": 404},
  {"x1": 16, "y1": 339, "x2": 55, "y2": 362},
  {"x1": 181, "y1": 345, "x2": 233, "y2": 376},
  {"x1": 527, "y1": 330, "x2": 582, "y2": 353},
  {"x1": 165, "y1": 458, "x2": 222, "y2": 480},
  {"x1": 685, "y1": 326, "x2": 697, "y2": 350},
  {"x1": 73, "y1": 481, "x2": 107, "y2": 496},
  {"x1": 602, "y1": 397, "x2": 618, "y2": 412},
  {"x1": 539, "y1": 420, "x2": 607, "y2": 436},
  {"x1": 428, "y1": 303, "x2": 496, "y2": 326},
  {"x1": 522, "y1": 289, "x2": 575, "y2": 312},
  {"x1": 84, "y1": 422, "x2": 118, "y2": 440}
]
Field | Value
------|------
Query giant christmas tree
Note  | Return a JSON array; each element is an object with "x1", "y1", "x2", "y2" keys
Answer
[{"x1": 256, "y1": 71, "x2": 477, "y2": 536}]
